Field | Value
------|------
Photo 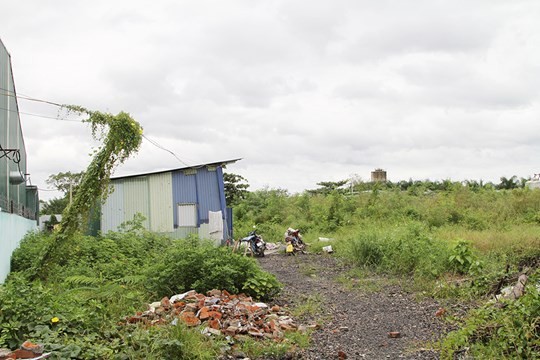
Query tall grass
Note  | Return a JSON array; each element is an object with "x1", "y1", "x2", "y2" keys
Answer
[{"x1": 336, "y1": 222, "x2": 453, "y2": 278}]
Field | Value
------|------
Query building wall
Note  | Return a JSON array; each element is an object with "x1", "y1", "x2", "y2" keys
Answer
[
  {"x1": 0, "y1": 212, "x2": 37, "y2": 283},
  {"x1": 0, "y1": 40, "x2": 36, "y2": 219},
  {"x1": 0, "y1": 40, "x2": 38, "y2": 283},
  {"x1": 526, "y1": 180, "x2": 540, "y2": 190}
]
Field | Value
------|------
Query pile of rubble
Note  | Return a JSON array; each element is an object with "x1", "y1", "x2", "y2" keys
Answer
[
  {"x1": 125, "y1": 289, "x2": 311, "y2": 340},
  {"x1": 0, "y1": 341, "x2": 50, "y2": 359}
]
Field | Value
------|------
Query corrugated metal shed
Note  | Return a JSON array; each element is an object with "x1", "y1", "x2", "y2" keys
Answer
[{"x1": 100, "y1": 159, "x2": 240, "y2": 241}]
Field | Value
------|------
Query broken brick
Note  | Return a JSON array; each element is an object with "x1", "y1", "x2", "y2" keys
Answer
[
  {"x1": 161, "y1": 297, "x2": 171, "y2": 309},
  {"x1": 208, "y1": 319, "x2": 221, "y2": 330},
  {"x1": 223, "y1": 326, "x2": 239, "y2": 336},
  {"x1": 180, "y1": 312, "x2": 201, "y2": 327},
  {"x1": 198, "y1": 306, "x2": 211, "y2": 320},
  {"x1": 12, "y1": 349, "x2": 36, "y2": 359}
]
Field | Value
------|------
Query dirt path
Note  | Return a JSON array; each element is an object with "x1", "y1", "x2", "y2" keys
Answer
[{"x1": 258, "y1": 253, "x2": 446, "y2": 359}]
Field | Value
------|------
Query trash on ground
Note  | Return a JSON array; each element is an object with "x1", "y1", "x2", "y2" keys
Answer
[
  {"x1": 265, "y1": 242, "x2": 279, "y2": 250},
  {"x1": 494, "y1": 274, "x2": 528, "y2": 302},
  {"x1": 318, "y1": 237, "x2": 334, "y2": 242},
  {"x1": 322, "y1": 245, "x2": 334, "y2": 253},
  {"x1": 124, "y1": 289, "x2": 305, "y2": 340},
  {"x1": 284, "y1": 228, "x2": 307, "y2": 254}
]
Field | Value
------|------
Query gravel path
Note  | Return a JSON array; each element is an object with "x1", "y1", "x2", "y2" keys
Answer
[{"x1": 258, "y1": 253, "x2": 446, "y2": 360}]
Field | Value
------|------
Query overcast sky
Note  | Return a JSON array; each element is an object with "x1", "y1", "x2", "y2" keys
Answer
[{"x1": 2, "y1": 0, "x2": 539, "y2": 201}]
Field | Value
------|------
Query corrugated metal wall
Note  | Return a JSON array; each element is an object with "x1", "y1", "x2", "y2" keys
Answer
[
  {"x1": 100, "y1": 165, "x2": 229, "y2": 240},
  {"x1": 195, "y1": 168, "x2": 221, "y2": 223},
  {"x1": 149, "y1": 172, "x2": 173, "y2": 232},
  {"x1": 101, "y1": 182, "x2": 125, "y2": 232},
  {"x1": 124, "y1": 177, "x2": 150, "y2": 228},
  {"x1": 0, "y1": 40, "x2": 28, "y2": 210},
  {"x1": 172, "y1": 170, "x2": 197, "y2": 229}
]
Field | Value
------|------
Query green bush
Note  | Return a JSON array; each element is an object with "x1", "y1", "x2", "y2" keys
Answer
[
  {"x1": 147, "y1": 237, "x2": 281, "y2": 299},
  {"x1": 449, "y1": 240, "x2": 483, "y2": 275}
]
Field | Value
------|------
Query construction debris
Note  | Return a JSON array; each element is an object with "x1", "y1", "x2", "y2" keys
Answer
[
  {"x1": 0, "y1": 341, "x2": 50, "y2": 360},
  {"x1": 495, "y1": 274, "x2": 528, "y2": 301},
  {"x1": 124, "y1": 290, "x2": 305, "y2": 340}
]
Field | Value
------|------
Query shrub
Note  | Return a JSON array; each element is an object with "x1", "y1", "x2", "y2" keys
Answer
[
  {"x1": 147, "y1": 238, "x2": 281, "y2": 299},
  {"x1": 449, "y1": 240, "x2": 483, "y2": 275}
]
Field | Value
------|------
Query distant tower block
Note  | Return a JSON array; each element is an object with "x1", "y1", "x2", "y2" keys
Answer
[{"x1": 371, "y1": 168, "x2": 387, "y2": 182}]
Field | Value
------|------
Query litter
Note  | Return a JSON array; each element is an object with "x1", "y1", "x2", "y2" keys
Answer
[{"x1": 322, "y1": 245, "x2": 334, "y2": 253}]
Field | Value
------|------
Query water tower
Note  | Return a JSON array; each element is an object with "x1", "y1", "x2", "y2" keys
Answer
[{"x1": 371, "y1": 168, "x2": 387, "y2": 182}]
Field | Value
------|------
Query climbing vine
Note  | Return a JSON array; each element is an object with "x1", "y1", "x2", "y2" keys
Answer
[{"x1": 38, "y1": 106, "x2": 143, "y2": 274}]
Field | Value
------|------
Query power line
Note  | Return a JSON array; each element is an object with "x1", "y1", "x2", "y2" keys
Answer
[
  {"x1": 0, "y1": 87, "x2": 195, "y2": 168},
  {"x1": 142, "y1": 134, "x2": 192, "y2": 167},
  {"x1": 0, "y1": 105, "x2": 82, "y2": 122},
  {"x1": 0, "y1": 87, "x2": 63, "y2": 107}
]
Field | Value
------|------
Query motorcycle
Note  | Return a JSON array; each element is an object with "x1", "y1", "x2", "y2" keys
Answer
[{"x1": 241, "y1": 230, "x2": 266, "y2": 257}]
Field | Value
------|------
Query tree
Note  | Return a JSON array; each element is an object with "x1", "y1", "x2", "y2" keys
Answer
[
  {"x1": 497, "y1": 176, "x2": 519, "y2": 190},
  {"x1": 46, "y1": 171, "x2": 85, "y2": 196},
  {"x1": 223, "y1": 172, "x2": 250, "y2": 206},
  {"x1": 41, "y1": 171, "x2": 85, "y2": 215},
  {"x1": 40, "y1": 197, "x2": 69, "y2": 215},
  {"x1": 307, "y1": 180, "x2": 348, "y2": 195}
]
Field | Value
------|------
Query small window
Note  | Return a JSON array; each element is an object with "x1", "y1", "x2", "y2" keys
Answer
[{"x1": 178, "y1": 204, "x2": 197, "y2": 227}]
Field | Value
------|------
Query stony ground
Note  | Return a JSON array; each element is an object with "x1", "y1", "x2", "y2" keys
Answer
[{"x1": 258, "y1": 253, "x2": 448, "y2": 360}]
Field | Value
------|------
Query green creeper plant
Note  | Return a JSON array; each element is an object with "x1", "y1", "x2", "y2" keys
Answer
[{"x1": 38, "y1": 106, "x2": 143, "y2": 276}]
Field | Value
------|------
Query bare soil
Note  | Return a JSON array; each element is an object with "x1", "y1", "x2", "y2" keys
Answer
[{"x1": 258, "y1": 253, "x2": 448, "y2": 360}]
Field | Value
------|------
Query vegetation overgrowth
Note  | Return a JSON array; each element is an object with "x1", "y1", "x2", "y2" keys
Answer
[
  {"x1": 3, "y1": 176, "x2": 539, "y2": 358},
  {"x1": 1, "y1": 224, "x2": 282, "y2": 359},
  {"x1": 233, "y1": 180, "x2": 540, "y2": 358}
]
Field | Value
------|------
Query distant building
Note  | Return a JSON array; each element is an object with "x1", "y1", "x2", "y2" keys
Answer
[
  {"x1": 100, "y1": 159, "x2": 240, "y2": 244},
  {"x1": 526, "y1": 173, "x2": 540, "y2": 189},
  {"x1": 371, "y1": 168, "x2": 387, "y2": 182},
  {"x1": 0, "y1": 39, "x2": 39, "y2": 282}
]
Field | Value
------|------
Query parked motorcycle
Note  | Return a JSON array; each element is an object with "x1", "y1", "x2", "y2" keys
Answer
[{"x1": 241, "y1": 230, "x2": 266, "y2": 257}]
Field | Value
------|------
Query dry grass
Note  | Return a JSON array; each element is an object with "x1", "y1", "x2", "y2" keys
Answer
[{"x1": 435, "y1": 224, "x2": 540, "y2": 254}]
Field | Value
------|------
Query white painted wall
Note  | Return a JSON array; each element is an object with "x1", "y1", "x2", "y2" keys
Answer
[{"x1": 0, "y1": 212, "x2": 37, "y2": 283}]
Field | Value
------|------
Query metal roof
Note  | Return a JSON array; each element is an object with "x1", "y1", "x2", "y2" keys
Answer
[{"x1": 110, "y1": 158, "x2": 242, "y2": 180}]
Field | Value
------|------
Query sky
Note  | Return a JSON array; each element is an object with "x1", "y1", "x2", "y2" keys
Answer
[{"x1": 1, "y1": 0, "x2": 539, "y2": 201}]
